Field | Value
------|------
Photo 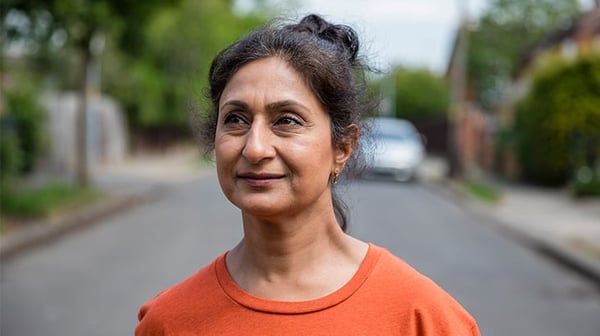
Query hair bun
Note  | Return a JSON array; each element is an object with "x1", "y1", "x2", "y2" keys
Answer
[{"x1": 295, "y1": 14, "x2": 359, "y2": 62}]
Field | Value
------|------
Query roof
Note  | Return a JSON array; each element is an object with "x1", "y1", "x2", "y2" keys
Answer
[{"x1": 518, "y1": 7, "x2": 600, "y2": 74}]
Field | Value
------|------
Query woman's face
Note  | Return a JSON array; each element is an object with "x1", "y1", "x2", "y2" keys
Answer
[{"x1": 215, "y1": 57, "x2": 347, "y2": 220}]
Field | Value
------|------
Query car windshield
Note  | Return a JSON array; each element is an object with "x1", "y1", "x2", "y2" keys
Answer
[
  {"x1": 376, "y1": 132, "x2": 412, "y2": 142},
  {"x1": 372, "y1": 118, "x2": 418, "y2": 142}
]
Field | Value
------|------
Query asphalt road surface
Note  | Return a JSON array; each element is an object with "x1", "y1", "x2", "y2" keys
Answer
[{"x1": 2, "y1": 173, "x2": 599, "y2": 335}]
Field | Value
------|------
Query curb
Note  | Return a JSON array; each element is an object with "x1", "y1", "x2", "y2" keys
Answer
[
  {"x1": 422, "y1": 178, "x2": 600, "y2": 286},
  {"x1": 0, "y1": 187, "x2": 162, "y2": 261}
]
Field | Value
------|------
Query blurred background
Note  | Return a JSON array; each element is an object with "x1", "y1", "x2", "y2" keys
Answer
[{"x1": 1, "y1": 0, "x2": 599, "y2": 335}]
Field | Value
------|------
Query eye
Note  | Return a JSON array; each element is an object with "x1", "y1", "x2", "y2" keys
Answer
[
  {"x1": 274, "y1": 115, "x2": 302, "y2": 127},
  {"x1": 223, "y1": 113, "x2": 247, "y2": 126}
]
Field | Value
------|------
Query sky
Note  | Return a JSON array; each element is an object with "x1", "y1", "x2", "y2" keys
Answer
[
  {"x1": 294, "y1": 0, "x2": 488, "y2": 73},
  {"x1": 238, "y1": 0, "x2": 596, "y2": 74}
]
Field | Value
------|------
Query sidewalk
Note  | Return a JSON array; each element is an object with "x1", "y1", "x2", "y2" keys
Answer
[
  {"x1": 420, "y1": 156, "x2": 600, "y2": 284},
  {"x1": 0, "y1": 146, "x2": 209, "y2": 259}
]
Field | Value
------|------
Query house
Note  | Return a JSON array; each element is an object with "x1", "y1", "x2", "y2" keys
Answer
[
  {"x1": 517, "y1": 2, "x2": 600, "y2": 77},
  {"x1": 445, "y1": 20, "x2": 495, "y2": 179},
  {"x1": 446, "y1": 2, "x2": 600, "y2": 180}
]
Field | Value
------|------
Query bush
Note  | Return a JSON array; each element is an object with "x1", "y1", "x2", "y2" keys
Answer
[
  {"x1": 0, "y1": 119, "x2": 23, "y2": 186},
  {"x1": 3, "y1": 79, "x2": 46, "y2": 175},
  {"x1": 0, "y1": 183, "x2": 99, "y2": 218},
  {"x1": 572, "y1": 166, "x2": 600, "y2": 197},
  {"x1": 514, "y1": 52, "x2": 600, "y2": 186},
  {"x1": 380, "y1": 68, "x2": 449, "y2": 122}
]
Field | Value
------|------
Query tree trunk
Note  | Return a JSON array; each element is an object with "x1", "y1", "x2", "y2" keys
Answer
[{"x1": 76, "y1": 45, "x2": 92, "y2": 187}]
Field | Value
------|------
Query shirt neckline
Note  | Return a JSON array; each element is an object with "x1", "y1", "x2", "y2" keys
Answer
[{"x1": 215, "y1": 243, "x2": 382, "y2": 314}]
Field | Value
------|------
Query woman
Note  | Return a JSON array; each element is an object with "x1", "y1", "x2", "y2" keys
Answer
[{"x1": 136, "y1": 14, "x2": 480, "y2": 335}]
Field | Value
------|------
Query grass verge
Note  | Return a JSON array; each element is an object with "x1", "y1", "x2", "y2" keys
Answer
[
  {"x1": 572, "y1": 167, "x2": 600, "y2": 198},
  {"x1": 462, "y1": 179, "x2": 502, "y2": 204},
  {"x1": 0, "y1": 183, "x2": 102, "y2": 233}
]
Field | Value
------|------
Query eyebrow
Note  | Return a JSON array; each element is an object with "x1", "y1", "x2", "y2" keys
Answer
[
  {"x1": 265, "y1": 100, "x2": 310, "y2": 113},
  {"x1": 220, "y1": 100, "x2": 248, "y2": 111},
  {"x1": 220, "y1": 99, "x2": 310, "y2": 113}
]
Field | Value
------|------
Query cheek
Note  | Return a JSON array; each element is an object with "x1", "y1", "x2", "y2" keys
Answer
[
  {"x1": 215, "y1": 133, "x2": 236, "y2": 158},
  {"x1": 214, "y1": 136, "x2": 237, "y2": 175},
  {"x1": 291, "y1": 138, "x2": 335, "y2": 174},
  {"x1": 215, "y1": 141, "x2": 235, "y2": 197}
]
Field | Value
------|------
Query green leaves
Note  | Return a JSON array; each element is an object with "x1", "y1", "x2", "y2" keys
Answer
[
  {"x1": 515, "y1": 52, "x2": 600, "y2": 186},
  {"x1": 467, "y1": 0, "x2": 581, "y2": 110},
  {"x1": 1, "y1": 73, "x2": 46, "y2": 176},
  {"x1": 387, "y1": 68, "x2": 449, "y2": 122},
  {"x1": 110, "y1": 0, "x2": 267, "y2": 130}
]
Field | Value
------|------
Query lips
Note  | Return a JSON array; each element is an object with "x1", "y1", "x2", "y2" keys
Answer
[{"x1": 237, "y1": 172, "x2": 285, "y2": 187}]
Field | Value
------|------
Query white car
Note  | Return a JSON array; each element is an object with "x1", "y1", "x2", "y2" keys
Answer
[{"x1": 365, "y1": 117, "x2": 425, "y2": 182}]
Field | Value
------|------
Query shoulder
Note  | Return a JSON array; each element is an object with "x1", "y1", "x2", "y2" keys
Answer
[
  {"x1": 366, "y1": 246, "x2": 441, "y2": 291},
  {"x1": 370, "y1": 246, "x2": 455, "y2": 299},
  {"x1": 372, "y1": 247, "x2": 438, "y2": 288},
  {"x1": 135, "y1": 255, "x2": 223, "y2": 335},
  {"x1": 365, "y1": 245, "x2": 480, "y2": 335}
]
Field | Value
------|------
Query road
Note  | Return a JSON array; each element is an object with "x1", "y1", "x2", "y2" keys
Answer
[{"x1": 1, "y1": 173, "x2": 599, "y2": 335}]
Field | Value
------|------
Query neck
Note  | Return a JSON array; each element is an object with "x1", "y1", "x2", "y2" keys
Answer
[
  {"x1": 237, "y1": 206, "x2": 346, "y2": 275},
  {"x1": 225, "y1": 205, "x2": 368, "y2": 301}
]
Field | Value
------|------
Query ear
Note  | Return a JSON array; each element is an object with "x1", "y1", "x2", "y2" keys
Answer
[{"x1": 334, "y1": 124, "x2": 359, "y2": 168}]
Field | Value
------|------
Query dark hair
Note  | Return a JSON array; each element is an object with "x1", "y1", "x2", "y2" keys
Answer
[{"x1": 199, "y1": 14, "x2": 377, "y2": 231}]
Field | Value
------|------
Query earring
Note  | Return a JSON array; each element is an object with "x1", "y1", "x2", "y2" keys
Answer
[{"x1": 332, "y1": 169, "x2": 340, "y2": 185}]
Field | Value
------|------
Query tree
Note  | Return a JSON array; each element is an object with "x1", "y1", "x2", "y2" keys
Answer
[
  {"x1": 467, "y1": 0, "x2": 580, "y2": 110},
  {"x1": 2, "y1": 0, "x2": 179, "y2": 186},
  {"x1": 386, "y1": 67, "x2": 449, "y2": 122},
  {"x1": 103, "y1": 0, "x2": 266, "y2": 136}
]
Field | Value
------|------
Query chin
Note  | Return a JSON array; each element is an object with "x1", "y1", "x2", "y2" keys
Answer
[
  {"x1": 247, "y1": 200, "x2": 309, "y2": 221},
  {"x1": 231, "y1": 196, "x2": 289, "y2": 218}
]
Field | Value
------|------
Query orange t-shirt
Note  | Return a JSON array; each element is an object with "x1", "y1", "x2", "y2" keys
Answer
[{"x1": 136, "y1": 244, "x2": 480, "y2": 335}]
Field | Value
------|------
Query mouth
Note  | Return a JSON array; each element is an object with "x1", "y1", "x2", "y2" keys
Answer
[{"x1": 237, "y1": 172, "x2": 285, "y2": 187}]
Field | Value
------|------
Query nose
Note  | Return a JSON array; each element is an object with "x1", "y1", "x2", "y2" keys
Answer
[{"x1": 242, "y1": 120, "x2": 276, "y2": 164}]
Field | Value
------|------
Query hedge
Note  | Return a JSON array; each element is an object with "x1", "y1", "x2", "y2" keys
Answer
[{"x1": 514, "y1": 52, "x2": 600, "y2": 186}]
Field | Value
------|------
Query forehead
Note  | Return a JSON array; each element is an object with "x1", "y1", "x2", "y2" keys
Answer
[{"x1": 219, "y1": 57, "x2": 316, "y2": 105}]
